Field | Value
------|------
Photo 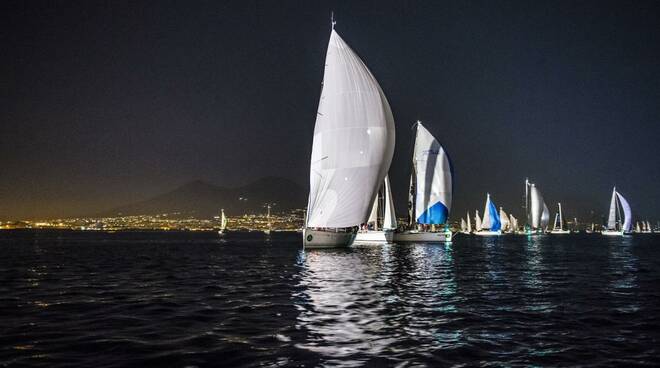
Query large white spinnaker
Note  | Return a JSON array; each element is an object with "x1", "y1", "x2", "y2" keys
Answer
[
  {"x1": 413, "y1": 122, "x2": 452, "y2": 225},
  {"x1": 530, "y1": 184, "x2": 544, "y2": 229},
  {"x1": 616, "y1": 191, "x2": 632, "y2": 233},
  {"x1": 306, "y1": 29, "x2": 395, "y2": 229}
]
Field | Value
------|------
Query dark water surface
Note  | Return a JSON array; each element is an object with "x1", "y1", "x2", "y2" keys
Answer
[{"x1": 1, "y1": 230, "x2": 660, "y2": 367}]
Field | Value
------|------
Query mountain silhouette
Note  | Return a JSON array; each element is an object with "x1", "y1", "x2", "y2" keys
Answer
[{"x1": 102, "y1": 177, "x2": 306, "y2": 217}]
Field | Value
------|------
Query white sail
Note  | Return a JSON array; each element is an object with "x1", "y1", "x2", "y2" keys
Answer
[
  {"x1": 647, "y1": 221, "x2": 652, "y2": 231},
  {"x1": 475, "y1": 210, "x2": 482, "y2": 230},
  {"x1": 460, "y1": 218, "x2": 467, "y2": 232},
  {"x1": 552, "y1": 203, "x2": 564, "y2": 231},
  {"x1": 306, "y1": 30, "x2": 395, "y2": 228},
  {"x1": 510, "y1": 215, "x2": 518, "y2": 232},
  {"x1": 367, "y1": 194, "x2": 379, "y2": 225},
  {"x1": 636, "y1": 222, "x2": 641, "y2": 233},
  {"x1": 467, "y1": 211, "x2": 472, "y2": 232},
  {"x1": 607, "y1": 187, "x2": 617, "y2": 230},
  {"x1": 541, "y1": 202, "x2": 550, "y2": 230},
  {"x1": 616, "y1": 191, "x2": 632, "y2": 232},
  {"x1": 413, "y1": 122, "x2": 452, "y2": 225},
  {"x1": 530, "y1": 184, "x2": 544, "y2": 229},
  {"x1": 481, "y1": 194, "x2": 501, "y2": 231},
  {"x1": 499, "y1": 207, "x2": 510, "y2": 231},
  {"x1": 383, "y1": 175, "x2": 397, "y2": 230},
  {"x1": 220, "y1": 209, "x2": 227, "y2": 230}
]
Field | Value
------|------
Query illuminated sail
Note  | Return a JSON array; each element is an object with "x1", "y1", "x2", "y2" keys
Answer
[
  {"x1": 413, "y1": 122, "x2": 452, "y2": 224},
  {"x1": 480, "y1": 194, "x2": 501, "y2": 231},
  {"x1": 306, "y1": 30, "x2": 395, "y2": 228},
  {"x1": 616, "y1": 191, "x2": 632, "y2": 232}
]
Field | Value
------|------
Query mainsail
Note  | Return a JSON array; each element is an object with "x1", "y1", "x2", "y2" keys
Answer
[
  {"x1": 475, "y1": 210, "x2": 482, "y2": 230},
  {"x1": 607, "y1": 188, "x2": 617, "y2": 230},
  {"x1": 306, "y1": 29, "x2": 395, "y2": 228},
  {"x1": 220, "y1": 209, "x2": 227, "y2": 230},
  {"x1": 467, "y1": 211, "x2": 472, "y2": 232},
  {"x1": 413, "y1": 122, "x2": 452, "y2": 225},
  {"x1": 383, "y1": 175, "x2": 397, "y2": 230}
]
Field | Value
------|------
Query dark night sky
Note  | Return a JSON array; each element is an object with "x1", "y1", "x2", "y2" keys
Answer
[{"x1": 1, "y1": 0, "x2": 659, "y2": 221}]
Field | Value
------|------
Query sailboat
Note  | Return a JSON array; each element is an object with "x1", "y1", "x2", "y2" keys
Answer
[
  {"x1": 510, "y1": 215, "x2": 520, "y2": 233},
  {"x1": 217, "y1": 209, "x2": 228, "y2": 236},
  {"x1": 550, "y1": 203, "x2": 570, "y2": 234},
  {"x1": 602, "y1": 187, "x2": 632, "y2": 236},
  {"x1": 303, "y1": 22, "x2": 395, "y2": 248},
  {"x1": 467, "y1": 211, "x2": 473, "y2": 234},
  {"x1": 642, "y1": 220, "x2": 653, "y2": 233},
  {"x1": 635, "y1": 221, "x2": 642, "y2": 233},
  {"x1": 499, "y1": 207, "x2": 511, "y2": 233},
  {"x1": 475, "y1": 194, "x2": 502, "y2": 236},
  {"x1": 524, "y1": 179, "x2": 548, "y2": 235},
  {"x1": 394, "y1": 121, "x2": 453, "y2": 243},
  {"x1": 475, "y1": 210, "x2": 482, "y2": 231},
  {"x1": 354, "y1": 176, "x2": 397, "y2": 243}
]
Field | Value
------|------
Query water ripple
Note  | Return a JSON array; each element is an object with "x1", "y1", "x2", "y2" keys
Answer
[{"x1": 1, "y1": 230, "x2": 659, "y2": 367}]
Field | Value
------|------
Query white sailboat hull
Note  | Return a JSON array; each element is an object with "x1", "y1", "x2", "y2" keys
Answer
[
  {"x1": 474, "y1": 230, "x2": 502, "y2": 236},
  {"x1": 602, "y1": 230, "x2": 624, "y2": 236},
  {"x1": 353, "y1": 230, "x2": 394, "y2": 243},
  {"x1": 303, "y1": 228, "x2": 356, "y2": 248},
  {"x1": 393, "y1": 230, "x2": 452, "y2": 243},
  {"x1": 550, "y1": 229, "x2": 571, "y2": 235}
]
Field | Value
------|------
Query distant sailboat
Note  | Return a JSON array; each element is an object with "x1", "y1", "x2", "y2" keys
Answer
[
  {"x1": 467, "y1": 211, "x2": 473, "y2": 234},
  {"x1": 510, "y1": 215, "x2": 519, "y2": 233},
  {"x1": 602, "y1": 187, "x2": 632, "y2": 236},
  {"x1": 395, "y1": 121, "x2": 453, "y2": 243},
  {"x1": 303, "y1": 23, "x2": 395, "y2": 248},
  {"x1": 218, "y1": 209, "x2": 228, "y2": 236},
  {"x1": 354, "y1": 176, "x2": 397, "y2": 243},
  {"x1": 525, "y1": 179, "x2": 547, "y2": 235},
  {"x1": 541, "y1": 202, "x2": 550, "y2": 232},
  {"x1": 642, "y1": 220, "x2": 653, "y2": 233},
  {"x1": 475, "y1": 193, "x2": 502, "y2": 236},
  {"x1": 550, "y1": 203, "x2": 570, "y2": 234},
  {"x1": 636, "y1": 221, "x2": 642, "y2": 233},
  {"x1": 475, "y1": 210, "x2": 482, "y2": 231},
  {"x1": 460, "y1": 218, "x2": 467, "y2": 233},
  {"x1": 499, "y1": 207, "x2": 511, "y2": 233}
]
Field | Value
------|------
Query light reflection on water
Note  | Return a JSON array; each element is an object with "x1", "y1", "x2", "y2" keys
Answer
[{"x1": 2, "y1": 231, "x2": 660, "y2": 367}]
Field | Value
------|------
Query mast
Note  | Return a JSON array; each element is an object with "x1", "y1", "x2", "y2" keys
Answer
[
  {"x1": 525, "y1": 178, "x2": 530, "y2": 227},
  {"x1": 558, "y1": 202, "x2": 563, "y2": 230}
]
